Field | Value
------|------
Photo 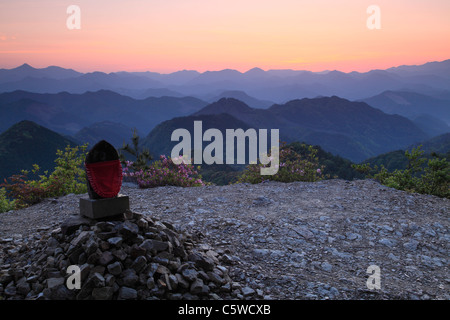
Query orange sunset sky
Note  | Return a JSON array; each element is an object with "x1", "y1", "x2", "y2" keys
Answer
[{"x1": 0, "y1": 0, "x2": 449, "y2": 73}]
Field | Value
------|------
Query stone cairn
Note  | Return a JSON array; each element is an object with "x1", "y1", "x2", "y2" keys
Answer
[
  {"x1": 0, "y1": 210, "x2": 236, "y2": 300},
  {"x1": 1, "y1": 140, "x2": 238, "y2": 300}
]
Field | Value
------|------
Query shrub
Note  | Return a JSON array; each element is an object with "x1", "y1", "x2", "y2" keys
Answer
[
  {"x1": 42, "y1": 144, "x2": 88, "y2": 195},
  {"x1": 353, "y1": 146, "x2": 449, "y2": 198},
  {"x1": 123, "y1": 155, "x2": 205, "y2": 188},
  {"x1": 0, "y1": 187, "x2": 16, "y2": 213},
  {"x1": 238, "y1": 143, "x2": 326, "y2": 184},
  {"x1": 1, "y1": 144, "x2": 88, "y2": 209}
]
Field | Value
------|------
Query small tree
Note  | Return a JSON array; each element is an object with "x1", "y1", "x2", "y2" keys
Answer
[
  {"x1": 353, "y1": 146, "x2": 449, "y2": 198},
  {"x1": 44, "y1": 144, "x2": 89, "y2": 195},
  {"x1": 119, "y1": 129, "x2": 153, "y2": 172}
]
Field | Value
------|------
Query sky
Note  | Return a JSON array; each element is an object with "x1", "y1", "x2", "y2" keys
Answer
[{"x1": 0, "y1": 0, "x2": 449, "y2": 73}]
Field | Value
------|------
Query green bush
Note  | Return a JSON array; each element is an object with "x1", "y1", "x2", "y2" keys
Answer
[
  {"x1": 1, "y1": 144, "x2": 89, "y2": 209},
  {"x1": 33, "y1": 144, "x2": 89, "y2": 196},
  {"x1": 0, "y1": 187, "x2": 16, "y2": 213},
  {"x1": 238, "y1": 143, "x2": 326, "y2": 184},
  {"x1": 353, "y1": 146, "x2": 449, "y2": 198}
]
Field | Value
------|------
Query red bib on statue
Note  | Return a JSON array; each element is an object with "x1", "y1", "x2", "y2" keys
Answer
[{"x1": 85, "y1": 160, "x2": 123, "y2": 198}]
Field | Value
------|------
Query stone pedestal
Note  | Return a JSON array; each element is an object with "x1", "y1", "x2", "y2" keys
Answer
[{"x1": 79, "y1": 194, "x2": 130, "y2": 219}]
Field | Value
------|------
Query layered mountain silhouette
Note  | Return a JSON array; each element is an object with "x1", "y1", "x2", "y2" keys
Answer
[
  {"x1": 145, "y1": 97, "x2": 428, "y2": 162},
  {"x1": 142, "y1": 113, "x2": 253, "y2": 160},
  {"x1": 72, "y1": 121, "x2": 136, "y2": 149},
  {"x1": 0, "y1": 90, "x2": 208, "y2": 135},
  {"x1": 0, "y1": 60, "x2": 448, "y2": 172},
  {"x1": 362, "y1": 90, "x2": 450, "y2": 126},
  {"x1": 0, "y1": 63, "x2": 82, "y2": 82},
  {"x1": 207, "y1": 90, "x2": 275, "y2": 109},
  {"x1": 1, "y1": 60, "x2": 449, "y2": 101},
  {"x1": 0, "y1": 65, "x2": 162, "y2": 96},
  {"x1": 410, "y1": 114, "x2": 450, "y2": 137}
]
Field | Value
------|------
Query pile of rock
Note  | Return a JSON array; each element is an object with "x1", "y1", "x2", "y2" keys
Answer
[{"x1": 0, "y1": 210, "x2": 237, "y2": 300}]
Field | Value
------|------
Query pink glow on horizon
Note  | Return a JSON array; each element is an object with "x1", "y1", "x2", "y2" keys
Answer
[{"x1": 1, "y1": 0, "x2": 449, "y2": 73}]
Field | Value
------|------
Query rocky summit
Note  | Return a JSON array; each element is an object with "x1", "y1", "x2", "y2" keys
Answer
[
  {"x1": 0, "y1": 179, "x2": 449, "y2": 300},
  {"x1": 0, "y1": 210, "x2": 233, "y2": 300}
]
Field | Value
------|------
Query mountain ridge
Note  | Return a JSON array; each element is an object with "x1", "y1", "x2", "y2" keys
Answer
[
  {"x1": 1, "y1": 59, "x2": 449, "y2": 101},
  {"x1": 0, "y1": 120, "x2": 77, "y2": 181},
  {"x1": 361, "y1": 90, "x2": 450, "y2": 125},
  {"x1": 148, "y1": 96, "x2": 428, "y2": 162},
  {"x1": 0, "y1": 90, "x2": 208, "y2": 135}
]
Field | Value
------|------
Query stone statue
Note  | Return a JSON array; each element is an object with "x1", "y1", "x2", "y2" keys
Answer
[
  {"x1": 84, "y1": 140, "x2": 123, "y2": 199},
  {"x1": 80, "y1": 140, "x2": 129, "y2": 219}
]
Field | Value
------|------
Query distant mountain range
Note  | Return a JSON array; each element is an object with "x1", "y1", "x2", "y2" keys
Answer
[
  {"x1": 0, "y1": 90, "x2": 208, "y2": 135},
  {"x1": 1, "y1": 60, "x2": 449, "y2": 102},
  {"x1": 0, "y1": 60, "x2": 448, "y2": 172},
  {"x1": 0, "y1": 89, "x2": 444, "y2": 163},
  {"x1": 0, "y1": 64, "x2": 162, "y2": 97},
  {"x1": 72, "y1": 121, "x2": 135, "y2": 149},
  {"x1": 145, "y1": 97, "x2": 429, "y2": 162},
  {"x1": 361, "y1": 90, "x2": 450, "y2": 126},
  {"x1": 206, "y1": 90, "x2": 275, "y2": 109},
  {"x1": 0, "y1": 63, "x2": 82, "y2": 82}
]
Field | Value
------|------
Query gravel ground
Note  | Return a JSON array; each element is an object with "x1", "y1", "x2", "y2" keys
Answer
[{"x1": 1, "y1": 179, "x2": 449, "y2": 299}]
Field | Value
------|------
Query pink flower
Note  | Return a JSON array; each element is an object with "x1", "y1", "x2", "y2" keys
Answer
[{"x1": 317, "y1": 169, "x2": 321, "y2": 174}]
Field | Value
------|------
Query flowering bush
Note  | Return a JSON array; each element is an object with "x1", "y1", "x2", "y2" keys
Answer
[
  {"x1": 1, "y1": 170, "x2": 63, "y2": 208},
  {"x1": 123, "y1": 155, "x2": 205, "y2": 188},
  {"x1": 238, "y1": 143, "x2": 326, "y2": 184}
]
